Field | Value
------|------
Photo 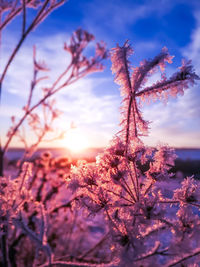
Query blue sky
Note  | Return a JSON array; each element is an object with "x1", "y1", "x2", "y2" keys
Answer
[{"x1": 1, "y1": 0, "x2": 200, "y2": 150}]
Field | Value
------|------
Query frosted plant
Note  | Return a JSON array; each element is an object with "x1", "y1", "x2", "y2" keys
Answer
[
  {"x1": 1, "y1": 151, "x2": 110, "y2": 266},
  {"x1": 0, "y1": 3, "x2": 108, "y2": 264},
  {"x1": 68, "y1": 42, "x2": 200, "y2": 266},
  {"x1": 1, "y1": 39, "x2": 200, "y2": 266}
]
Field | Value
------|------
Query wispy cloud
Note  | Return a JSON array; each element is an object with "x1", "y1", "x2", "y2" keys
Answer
[
  {"x1": 182, "y1": 11, "x2": 200, "y2": 75},
  {"x1": 1, "y1": 32, "x2": 70, "y2": 97},
  {"x1": 138, "y1": 7, "x2": 200, "y2": 148},
  {"x1": 1, "y1": 31, "x2": 120, "y2": 148},
  {"x1": 142, "y1": 76, "x2": 200, "y2": 148}
]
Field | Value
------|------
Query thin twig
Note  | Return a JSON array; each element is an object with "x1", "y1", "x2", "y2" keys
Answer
[
  {"x1": 169, "y1": 249, "x2": 200, "y2": 267},
  {"x1": 0, "y1": 7, "x2": 22, "y2": 31},
  {"x1": 107, "y1": 189, "x2": 135, "y2": 205},
  {"x1": 79, "y1": 233, "x2": 109, "y2": 260},
  {"x1": 0, "y1": 0, "x2": 50, "y2": 96},
  {"x1": 22, "y1": 0, "x2": 26, "y2": 35}
]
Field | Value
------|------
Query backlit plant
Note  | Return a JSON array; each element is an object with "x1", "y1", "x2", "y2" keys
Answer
[{"x1": 68, "y1": 42, "x2": 200, "y2": 266}]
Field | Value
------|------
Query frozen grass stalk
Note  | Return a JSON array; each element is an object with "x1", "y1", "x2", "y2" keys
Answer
[{"x1": 67, "y1": 41, "x2": 200, "y2": 266}]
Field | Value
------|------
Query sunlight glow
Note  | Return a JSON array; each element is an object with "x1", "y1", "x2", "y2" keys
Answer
[{"x1": 63, "y1": 128, "x2": 90, "y2": 153}]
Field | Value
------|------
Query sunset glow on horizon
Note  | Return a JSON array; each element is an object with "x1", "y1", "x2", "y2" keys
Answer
[{"x1": 63, "y1": 128, "x2": 90, "y2": 153}]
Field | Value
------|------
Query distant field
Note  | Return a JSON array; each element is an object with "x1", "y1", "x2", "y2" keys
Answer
[
  {"x1": 5, "y1": 147, "x2": 200, "y2": 160},
  {"x1": 5, "y1": 147, "x2": 200, "y2": 179}
]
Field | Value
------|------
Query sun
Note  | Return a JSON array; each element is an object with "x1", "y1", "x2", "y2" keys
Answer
[{"x1": 63, "y1": 128, "x2": 90, "y2": 153}]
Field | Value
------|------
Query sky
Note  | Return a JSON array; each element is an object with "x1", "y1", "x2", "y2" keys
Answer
[{"x1": 1, "y1": 0, "x2": 200, "y2": 151}]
